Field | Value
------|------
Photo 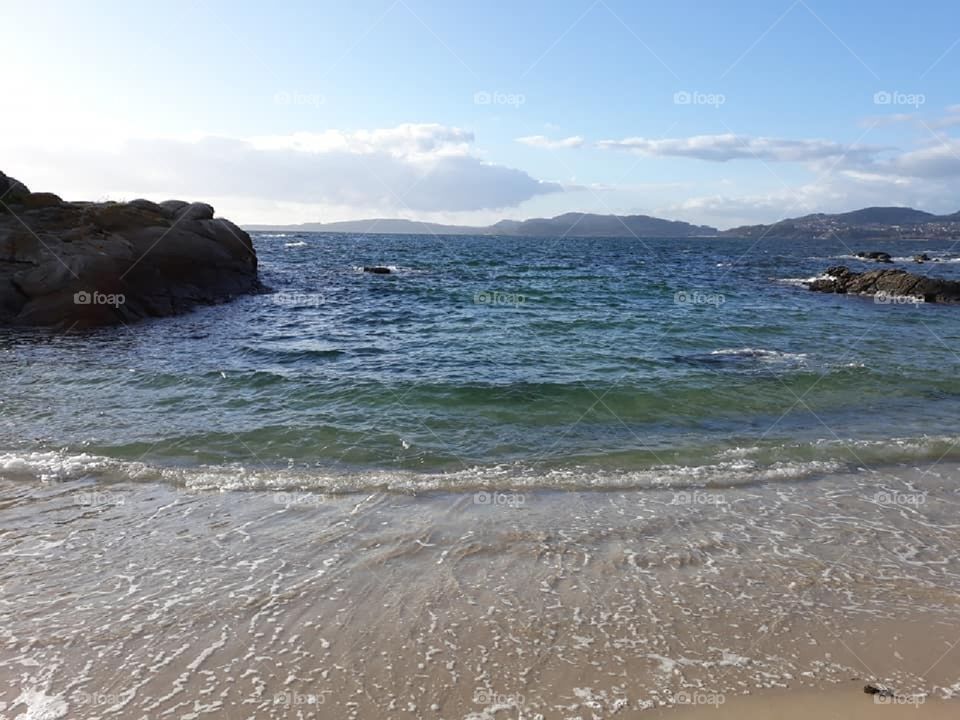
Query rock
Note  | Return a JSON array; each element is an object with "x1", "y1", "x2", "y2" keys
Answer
[
  {"x1": 914, "y1": 253, "x2": 930, "y2": 263},
  {"x1": 363, "y1": 266, "x2": 392, "y2": 274},
  {"x1": 19, "y1": 192, "x2": 63, "y2": 209},
  {"x1": 159, "y1": 200, "x2": 190, "y2": 217},
  {"x1": 808, "y1": 265, "x2": 960, "y2": 303},
  {"x1": 864, "y1": 683, "x2": 895, "y2": 698},
  {"x1": 0, "y1": 171, "x2": 31, "y2": 205},
  {"x1": 855, "y1": 251, "x2": 893, "y2": 263},
  {"x1": 0, "y1": 171, "x2": 260, "y2": 328}
]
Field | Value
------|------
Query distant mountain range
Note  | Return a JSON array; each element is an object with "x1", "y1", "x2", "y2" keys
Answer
[
  {"x1": 245, "y1": 213, "x2": 718, "y2": 237},
  {"x1": 245, "y1": 206, "x2": 960, "y2": 240}
]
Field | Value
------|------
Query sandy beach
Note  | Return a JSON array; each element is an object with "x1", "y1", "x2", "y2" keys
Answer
[{"x1": 2, "y1": 460, "x2": 958, "y2": 719}]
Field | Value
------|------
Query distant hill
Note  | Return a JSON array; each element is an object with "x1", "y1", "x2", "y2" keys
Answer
[
  {"x1": 246, "y1": 212, "x2": 718, "y2": 238},
  {"x1": 244, "y1": 218, "x2": 480, "y2": 235},
  {"x1": 487, "y1": 212, "x2": 717, "y2": 238},
  {"x1": 723, "y1": 206, "x2": 960, "y2": 240}
]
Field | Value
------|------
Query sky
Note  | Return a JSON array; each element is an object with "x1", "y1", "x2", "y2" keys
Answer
[{"x1": 2, "y1": 0, "x2": 959, "y2": 229}]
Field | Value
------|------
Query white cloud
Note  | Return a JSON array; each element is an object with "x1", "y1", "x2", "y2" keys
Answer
[
  {"x1": 658, "y1": 170, "x2": 960, "y2": 230},
  {"x1": 597, "y1": 133, "x2": 885, "y2": 164},
  {"x1": 7, "y1": 124, "x2": 563, "y2": 215},
  {"x1": 515, "y1": 135, "x2": 585, "y2": 150},
  {"x1": 249, "y1": 124, "x2": 475, "y2": 159},
  {"x1": 887, "y1": 140, "x2": 960, "y2": 178}
]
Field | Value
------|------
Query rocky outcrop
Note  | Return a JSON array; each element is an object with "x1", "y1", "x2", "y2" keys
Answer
[
  {"x1": 809, "y1": 265, "x2": 960, "y2": 303},
  {"x1": 0, "y1": 171, "x2": 260, "y2": 328},
  {"x1": 363, "y1": 266, "x2": 392, "y2": 274}
]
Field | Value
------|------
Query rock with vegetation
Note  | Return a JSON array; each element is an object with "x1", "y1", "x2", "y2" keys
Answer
[{"x1": 0, "y1": 170, "x2": 260, "y2": 328}]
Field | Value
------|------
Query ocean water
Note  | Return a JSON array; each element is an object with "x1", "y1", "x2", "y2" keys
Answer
[{"x1": 2, "y1": 232, "x2": 960, "y2": 492}]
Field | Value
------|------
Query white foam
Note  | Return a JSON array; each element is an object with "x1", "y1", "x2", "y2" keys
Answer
[
  {"x1": 5, "y1": 434, "x2": 960, "y2": 496},
  {"x1": 0, "y1": 452, "x2": 111, "y2": 482},
  {"x1": 709, "y1": 348, "x2": 808, "y2": 362},
  {"x1": 776, "y1": 274, "x2": 831, "y2": 287},
  {"x1": 7, "y1": 688, "x2": 68, "y2": 720}
]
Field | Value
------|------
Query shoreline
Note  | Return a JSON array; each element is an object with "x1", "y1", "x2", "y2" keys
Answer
[{"x1": 2, "y1": 466, "x2": 959, "y2": 718}]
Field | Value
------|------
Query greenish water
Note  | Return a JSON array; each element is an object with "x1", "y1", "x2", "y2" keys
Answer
[{"x1": 2, "y1": 233, "x2": 960, "y2": 491}]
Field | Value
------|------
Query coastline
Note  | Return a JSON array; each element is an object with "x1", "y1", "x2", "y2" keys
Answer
[{"x1": 2, "y1": 461, "x2": 958, "y2": 718}]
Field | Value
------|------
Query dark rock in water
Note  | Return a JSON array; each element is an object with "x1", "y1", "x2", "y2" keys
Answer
[
  {"x1": 0, "y1": 169, "x2": 260, "y2": 328},
  {"x1": 914, "y1": 253, "x2": 930, "y2": 263},
  {"x1": 855, "y1": 251, "x2": 893, "y2": 263},
  {"x1": 363, "y1": 266, "x2": 392, "y2": 274},
  {"x1": 809, "y1": 265, "x2": 960, "y2": 303},
  {"x1": 864, "y1": 683, "x2": 895, "y2": 698}
]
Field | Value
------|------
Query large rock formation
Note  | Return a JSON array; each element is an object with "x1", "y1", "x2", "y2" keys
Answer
[
  {"x1": 0, "y1": 170, "x2": 260, "y2": 328},
  {"x1": 809, "y1": 265, "x2": 960, "y2": 303}
]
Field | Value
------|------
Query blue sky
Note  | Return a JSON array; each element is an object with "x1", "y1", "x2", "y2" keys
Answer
[{"x1": 2, "y1": 0, "x2": 959, "y2": 228}]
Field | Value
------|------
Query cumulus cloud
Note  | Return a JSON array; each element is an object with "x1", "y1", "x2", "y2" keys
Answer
[
  {"x1": 9, "y1": 124, "x2": 563, "y2": 214},
  {"x1": 515, "y1": 135, "x2": 585, "y2": 149},
  {"x1": 597, "y1": 133, "x2": 886, "y2": 164},
  {"x1": 658, "y1": 170, "x2": 960, "y2": 229},
  {"x1": 887, "y1": 140, "x2": 960, "y2": 178}
]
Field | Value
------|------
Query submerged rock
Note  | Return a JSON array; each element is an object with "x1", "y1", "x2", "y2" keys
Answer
[
  {"x1": 914, "y1": 253, "x2": 930, "y2": 263},
  {"x1": 363, "y1": 266, "x2": 392, "y2": 274},
  {"x1": 0, "y1": 170, "x2": 260, "y2": 328},
  {"x1": 855, "y1": 251, "x2": 893, "y2": 263},
  {"x1": 809, "y1": 265, "x2": 960, "y2": 303}
]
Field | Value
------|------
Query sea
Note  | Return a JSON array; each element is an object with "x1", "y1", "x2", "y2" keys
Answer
[{"x1": 2, "y1": 233, "x2": 960, "y2": 491}]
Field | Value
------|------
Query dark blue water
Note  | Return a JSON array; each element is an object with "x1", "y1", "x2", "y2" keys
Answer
[{"x1": 2, "y1": 233, "x2": 960, "y2": 491}]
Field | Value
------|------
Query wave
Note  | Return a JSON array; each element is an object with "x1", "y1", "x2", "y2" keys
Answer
[
  {"x1": 825, "y1": 253, "x2": 960, "y2": 264},
  {"x1": 708, "y1": 347, "x2": 807, "y2": 361},
  {"x1": 776, "y1": 274, "x2": 831, "y2": 287},
  {"x1": 677, "y1": 347, "x2": 808, "y2": 368},
  {"x1": 5, "y1": 433, "x2": 960, "y2": 494}
]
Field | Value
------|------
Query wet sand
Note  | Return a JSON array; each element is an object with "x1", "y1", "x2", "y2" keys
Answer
[
  {"x1": 1, "y1": 462, "x2": 959, "y2": 718},
  {"x1": 648, "y1": 683, "x2": 957, "y2": 719}
]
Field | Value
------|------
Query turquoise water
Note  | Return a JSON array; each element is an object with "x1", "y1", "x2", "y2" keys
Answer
[{"x1": 2, "y1": 233, "x2": 960, "y2": 490}]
